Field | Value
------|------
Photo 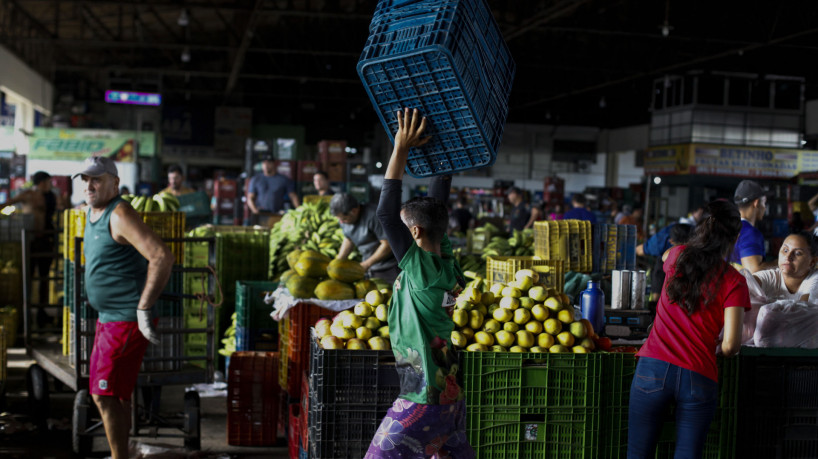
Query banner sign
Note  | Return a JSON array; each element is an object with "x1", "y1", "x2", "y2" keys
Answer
[
  {"x1": 105, "y1": 90, "x2": 161, "y2": 106},
  {"x1": 645, "y1": 143, "x2": 818, "y2": 178},
  {"x1": 27, "y1": 128, "x2": 156, "y2": 161}
]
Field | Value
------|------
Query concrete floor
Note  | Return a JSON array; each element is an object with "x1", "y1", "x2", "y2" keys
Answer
[{"x1": 1, "y1": 347, "x2": 290, "y2": 459}]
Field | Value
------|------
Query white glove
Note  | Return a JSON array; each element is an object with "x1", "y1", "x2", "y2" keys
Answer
[{"x1": 137, "y1": 309, "x2": 160, "y2": 345}]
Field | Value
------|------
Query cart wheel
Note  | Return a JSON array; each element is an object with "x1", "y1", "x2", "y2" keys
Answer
[
  {"x1": 26, "y1": 364, "x2": 50, "y2": 424},
  {"x1": 183, "y1": 391, "x2": 201, "y2": 450},
  {"x1": 72, "y1": 389, "x2": 93, "y2": 455}
]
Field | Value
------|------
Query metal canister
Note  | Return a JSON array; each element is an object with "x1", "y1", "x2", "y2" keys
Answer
[
  {"x1": 611, "y1": 270, "x2": 632, "y2": 309},
  {"x1": 631, "y1": 270, "x2": 646, "y2": 310}
]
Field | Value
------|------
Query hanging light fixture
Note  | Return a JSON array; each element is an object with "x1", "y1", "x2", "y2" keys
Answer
[{"x1": 177, "y1": 9, "x2": 189, "y2": 27}]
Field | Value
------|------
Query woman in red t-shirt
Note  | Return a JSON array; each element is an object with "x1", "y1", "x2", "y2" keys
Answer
[{"x1": 627, "y1": 200, "x2": 750, "y2": 459}]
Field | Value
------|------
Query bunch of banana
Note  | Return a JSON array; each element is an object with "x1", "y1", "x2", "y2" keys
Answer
[
  {"x1": 482, "y1": 229, "x2": 535, "y2": 259},
  {"x1": 218, "y1": 312, "x2": 237, "y2": 357},
  {"x1": 122, "y1": 192, "x2": 181, "y2": 212},
  {"x1": 268, "y1": 200, "x2": 360, "y2": 280},
  {"x1": 458, "y1": 252, "x2": 486, "y2": 277}
]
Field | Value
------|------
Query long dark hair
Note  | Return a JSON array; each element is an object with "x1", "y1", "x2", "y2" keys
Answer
[{"x1": 666, "y1": 200, "x2": 742, "y2": 315}]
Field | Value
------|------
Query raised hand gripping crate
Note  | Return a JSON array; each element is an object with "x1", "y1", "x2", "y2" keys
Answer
[
  {"x1": 462, "y1": 351, "x2": 603, "y2": 459},
  {"x1": 600, "y1": 354, "x2": 738, "y2": 459},
  {"x1": 737, "y1": 348, "x2": 818, "y2": 459},
  {"x1": 486, "y1": 256, "x2": 564, "y2": 293},
  {"x1": 308, "y1": 330, "x2": 400, "y2": 459},
  {"x1": 357, "y1": 0, "x2": 514, "y2": 177},
  {"x1": 227, "y1": 351, "x2": 281, "y2": 446}
]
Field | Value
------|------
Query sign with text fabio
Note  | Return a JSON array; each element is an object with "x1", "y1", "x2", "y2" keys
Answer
[
  {"x1": 27, "y1": 128, "x2": 156, "y2": 161},
  {"x1": 645, "y1": 143, "x2": 818, "y2": 178}
]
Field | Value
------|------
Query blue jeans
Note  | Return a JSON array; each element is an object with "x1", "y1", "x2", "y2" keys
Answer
[{"x1": 627, "y1": 357, "x2": 718, "y2": 459}]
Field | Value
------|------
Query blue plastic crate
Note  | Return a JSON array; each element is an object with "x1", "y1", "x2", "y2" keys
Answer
[{"x1": 358, "y1": 0, "x2": 514, "y2": 177}]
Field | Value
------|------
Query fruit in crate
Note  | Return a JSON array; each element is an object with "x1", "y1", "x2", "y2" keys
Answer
[
  {"x1": 122, "y1": 192, "x2": 180, "y2": 212},
  {"x1": 316, "y1": 288, "x2": 391, "y2": 350},
  {"x1": 450, "y1": 267, "x2": 600, "y2": 353},
  {"x1": 314, "y1": 279, "x2": 356, "y2": 300},
  {"x1": 327, "y1": 259, "x2": 366, "y2": 283},
  {"x1": 285, "y1": 275, "x2": 320, "y2": 300}
]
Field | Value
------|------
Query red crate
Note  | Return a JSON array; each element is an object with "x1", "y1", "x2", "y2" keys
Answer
[
  {"x1": 288, "y1": 403, "x2": 300, "y2": 459},
  {"x1": 278, "y1": 390, "x2": 289, "y2": 440},
  {"x1": 227, "y1": 351, "x2": 281, "y2": 446},
  {"x1": 297, "y1": 161, "x2": 321, "y2": 182},
  {"x1": 276, "y1": 160, "x2": 296, "y2": 180},
  {"x1": 214, "y1": 179, "x2": 238, "y2": 200},
  {"x1": 301, "y1": 370, "x2": 310, "y2": 452},
  {"x1": 318, "y1": 140, "x2": 347, "y2": 164},
  {"x1": 324, "y1": 162, "x2": 346, "y2": 183},
  {"x1": 284, "y1": 303, "x2": 334, "y2": 399}
]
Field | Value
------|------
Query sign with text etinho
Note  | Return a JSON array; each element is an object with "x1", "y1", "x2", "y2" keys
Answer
[
  {"x1": 28, "y1": 128, "x2": 156, "y2": 161},
  {"x1": 645, "y1": 143, "x2": 818, "y2": 178}
]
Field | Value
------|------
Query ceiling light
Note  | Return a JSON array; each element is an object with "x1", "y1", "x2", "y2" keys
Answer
[
  {"x1": 653, "y1": 176, "x2": 662, "y2": 185},
  {"x1": 178, "y1": 9, "x2": 189, "y2": 27},
  {"x1": 599, "y1": 97, "x2": 606, "y2": 109},
  {"x1": 181, "y1": 47, "x2": 191, "y2": 63}
]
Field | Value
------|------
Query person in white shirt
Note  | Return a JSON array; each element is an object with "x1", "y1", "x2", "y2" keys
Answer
[{"x1": 753, "y1": 232, "x2": 818, "y2": 301}]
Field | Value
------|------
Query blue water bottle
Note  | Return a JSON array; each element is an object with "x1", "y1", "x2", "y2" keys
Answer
[{"x1": 580, "y1": 280, "x2": 605, "y2": 336}]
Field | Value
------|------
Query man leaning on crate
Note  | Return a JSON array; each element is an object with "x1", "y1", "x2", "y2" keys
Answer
[{"x1": 74, "y1": 156, "x2": 173, "y2": 459}]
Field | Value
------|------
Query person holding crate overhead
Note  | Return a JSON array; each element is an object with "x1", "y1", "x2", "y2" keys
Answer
[
  {"x1": 73, "y1": 155, "x2": 173, "y2": 459},
  {"x1": 366, "y1": 108, "x2": 473, "y2": 458}
]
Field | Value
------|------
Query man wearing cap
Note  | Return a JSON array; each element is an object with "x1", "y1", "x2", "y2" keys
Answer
[
  {"x1": 74, "y1": 156, "x2": 173, "y2": 459},
  {"x1": 508, "y1": 186, "x2": 541, "y2": 231},
  {"x1": 247, "y1": 155, "x2": 300, "y2": 224},
  {"x1": 732, "y1": 179, "x2": 774, "y2": 273},
  {"x1": 330, "y1": 192, "x2": 400, "y2": 283}
]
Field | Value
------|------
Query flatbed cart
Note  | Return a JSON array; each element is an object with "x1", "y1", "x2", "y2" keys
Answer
[{"x1": 22, "y1": 234, "x2": 218, "y2": 455}]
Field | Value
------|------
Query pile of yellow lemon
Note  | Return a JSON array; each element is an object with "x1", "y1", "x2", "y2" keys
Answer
[
  {"x1": 452, "y1": 269, "x2": 596, "y2": 353},
  {"x1": 315, "y1": 289, "x2": 392, "y2": 350}
]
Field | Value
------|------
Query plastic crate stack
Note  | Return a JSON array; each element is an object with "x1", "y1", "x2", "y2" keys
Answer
[
  {"x1": 600, "y1": 354, "x2": 738, "y2": 458},
  {"x1": 357, "y1": 0, "x2": 515, "y2": 177},
  {"x1": 235, "y1": 280, "x2": 279, "y2": 352},
  {"x1": 177, "y1": 191, "x2": 212, "y2": 229},
  {"x1": 485, "y1": 256, "x2": 564, "y2": 293},
  {"x1": 0, "y1": 214, "x2": 32, "y2": 310},
  {"x1": 227, "y1": 351, "x2": 281, "y2": 446},
  {"x1": 462, "y1": 352, "x2": 604, "y2": 458},
  {"x1": 279, "y1": 303, "x2": 334, "y2": 401},
  {"x1": 533, "y1": 220, "x2": 593, "y2": 273},
  {"x1": 182, "y1": 226, "x2": 270, "y2": 369},
  {"x1": 737, "y1": 348, "x2": 818, "y2": 458},
  {"x1": 591, "y1": 224, "x2": 637, "y2": 273},
  {"x1": 308, "y1": 330, "x2": 401, "y2": 459},
  {"x1": 64, "y1": 259, "x2": 185, "y2": 375}
]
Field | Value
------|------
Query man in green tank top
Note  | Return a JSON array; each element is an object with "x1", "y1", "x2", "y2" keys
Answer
[{"x1": 74, "y1": 156, "x2": 174, "y2": 459}]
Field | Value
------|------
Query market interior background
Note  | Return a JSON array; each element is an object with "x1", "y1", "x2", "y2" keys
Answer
[{"x1": 3, "y1": 0, "x2": 818, "y2": 458}]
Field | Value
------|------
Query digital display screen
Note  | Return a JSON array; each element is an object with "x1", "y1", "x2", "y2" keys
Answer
[{"x1": 105, "y1": 90, "x2": 162, "y2": 106}]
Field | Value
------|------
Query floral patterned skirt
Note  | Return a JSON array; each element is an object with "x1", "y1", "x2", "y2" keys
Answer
[{"x1": 365, "y1": 398, "x2": 474, "y2": 459}]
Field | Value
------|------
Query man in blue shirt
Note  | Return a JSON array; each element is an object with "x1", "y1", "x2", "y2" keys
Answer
[
  {"x1": 562, "y1": 193, "x2": 597, "y2": 223},
  {"x1": 247, "y1": 154, "x2": 300, "y2": 223},
  {"x1": 731, "y1": 180, "x2": 773, "y2": 273}
]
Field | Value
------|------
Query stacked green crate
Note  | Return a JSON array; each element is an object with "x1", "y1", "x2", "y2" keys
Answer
[
  {"x1": 235, "y1": 280, "x2": 278, "y2": 351},
  {"x1": 183, "y1": 226, "x2": 271, "y2": 370},
  {"x1": 462, "y1": 352, "x2": 603, "y2": 459}
]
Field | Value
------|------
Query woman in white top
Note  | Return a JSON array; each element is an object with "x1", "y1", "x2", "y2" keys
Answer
[{"x1": 753, "y1": 231, "x2": 818, "y2": 301}]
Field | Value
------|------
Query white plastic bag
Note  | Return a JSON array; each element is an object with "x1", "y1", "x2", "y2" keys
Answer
[
  {"x1": 753, "y1": 300, "x2": 818, "y2": 348},
  {"x1": 740, "y1": 269, "x2": 767, "y2": 345}
]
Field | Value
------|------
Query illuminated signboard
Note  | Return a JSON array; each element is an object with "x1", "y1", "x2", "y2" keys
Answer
[{"x1": 104, "y1": 90, "x2": 162, "y2": 106}]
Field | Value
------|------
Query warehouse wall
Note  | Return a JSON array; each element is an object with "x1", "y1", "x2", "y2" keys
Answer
[{"x1": 0, "y1": 45, "x2": 53, "y2": 114}]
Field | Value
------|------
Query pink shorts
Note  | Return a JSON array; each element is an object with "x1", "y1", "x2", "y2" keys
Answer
[{"x1": 90, "y1": 320, "x2": 150, "y2": 400}]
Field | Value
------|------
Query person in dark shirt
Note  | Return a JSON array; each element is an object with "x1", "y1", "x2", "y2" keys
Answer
[
  {"x1": 563, "y1": 193, "x2": 597, "y2": 223},
  {"x1": 331, "y1": 193, "x2": 400, "y2": 283},
  {"x1": 450, "y1": 196, "x2": 473, "y2": 233},
  {"x1": 247, "y1": 154, "x2": 300, "y2": 224},
  {"x1": 508, "y1": 186, "x2": 540, "y2": 231}
]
